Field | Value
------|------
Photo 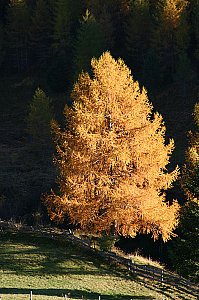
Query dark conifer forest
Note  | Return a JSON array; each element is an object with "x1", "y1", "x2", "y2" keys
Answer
[{"x1": 0, "y1": 0, "x2": 198, "y2": 282}]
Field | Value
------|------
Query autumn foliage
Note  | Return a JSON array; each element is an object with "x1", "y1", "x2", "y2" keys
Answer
[{"x1": 44, "y1": 52, "x2": 179, "y2": 241}]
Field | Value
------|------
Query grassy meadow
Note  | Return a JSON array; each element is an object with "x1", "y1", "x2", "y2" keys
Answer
[{"x1": 0, "y1": 231, "x2": 197, "y2": 300}]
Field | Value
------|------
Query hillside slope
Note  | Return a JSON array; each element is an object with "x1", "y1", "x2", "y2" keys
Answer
[{"x1": 0, "y1": 229, "x2": 198, "y2": 300}]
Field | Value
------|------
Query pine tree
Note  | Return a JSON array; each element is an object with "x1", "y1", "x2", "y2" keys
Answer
[
  {"x1": 86, "y1": 0, "x2": 131, "y2": 17},
  {"x1": 182, "y1": 103, "x2": 199, "y2": 203},
  {"x1": 0, "y1": 0, "x2": 11, "y2": 24},
  {"x1": 53, "y1": 0, "x2": 83, "y2": 51},
  {"x1": 125, "y1": 0, "x2": 152, "y2": 80},
  {"x1": 30, "y1": 0, "x2": 52, "y2": 65},
  {"x1": 44, "y1": 52, "x2": 179, "y2": 242},
  {"x1": 168, "y1": 103, "x2": 199, "y2": 282},
  {"x1": 47, "y1": 0, "x2": 84, "y2": 91},
  {"x1": 48, "y1": 0, "x2": 72, "y2": 92},
  {"x1": 190, "y1": 0, "x2": 199, "y2": 67},
  {"x1": 27, "y1": 88, "x2": 54, "y2": 145},
  {"x1": 168, "y1": 201, "x2": 199, "y2": 282},
  {"x1": 73, "y1": 10, "x2": 105, "y2": 79},
  {"x1": 85, "y1": 0, "x2": 131, "y2": 57},
  {"x1": 151, "y1": 0, "x2": 189, "y2": 83},
  {"x1": 97, "y1": 7, "x2": 115, "y2": 51},
  {"x1": 0, "y1": 23, "x2": 5, "y2": 68},
  {"x1": 53, "y1": 0, "x2": 72, "y2": 51},
  {"x1": 173, "y1": 52, "x2": 193, "y2": 98},
  {"x1": 6, "y1": 0, "x2": 30, "y2": 70},
  {"x1": 83, "y1": 1, "x2": 116, "y2": 51}
]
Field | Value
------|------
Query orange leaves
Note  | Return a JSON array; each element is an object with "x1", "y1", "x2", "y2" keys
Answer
[{"x1": 44, "y1": 52, "x2": 180, "y2": 241}]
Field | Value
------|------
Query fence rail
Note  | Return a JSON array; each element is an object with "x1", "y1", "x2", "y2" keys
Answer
[
  {"x1": 98, "y1": 249, "x2": 198, "y2": 297},
  {"x1": 0, "y1": 220, "x2": 198, "y2": 299}
]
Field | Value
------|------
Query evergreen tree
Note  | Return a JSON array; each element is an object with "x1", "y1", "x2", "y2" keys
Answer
[
  {"x1": 86, "y1": 0, "x2": 131, "y2": 57},
  {"x1": 48, "y1": 0, "x2": 71, "y2": 91},
  {"x1": 73, "y1": 10, "x2": 105, "y2": 79},
  {"x1": 98, "y1": 7, "x2": 115, "y2": 52},
  {"x1": 151, "y1": 0, "x2": 189, "y2": 83},
  {"x1": 142, "y1": 49, "x2": 161, "y2": 88},
  {"x1": 53, "y1": 0, "x2": 72, "y2": 51},
  {"x1": 168, "y1": 201, "x2": 199, "y2": 282},
  {"x1": 27, "y1": 88, "x2": 54, "y2": 146},
  {"x1": 5, "y1": 0, "x2": 30, "y2": 71},
  {"x1": 44, "y1": 52, "x2": 179, "y2": 242},
  {"x1": 190, "y1": 0, "x2": 199, "y2": 65},
  {"x1": 25, "y1": 0, "x2": 36, "y2": 11},
  {"x1": 48, "y1": 0, "x2": 83, "y2": 91},
  {"x1": 86, "y1": 0, "x2": 132, "y2": 17},
  {"x1": 0, "y1": 0, "x2": 10, "y2": 24},
  {"x1": 0, "y1": 22, "x2": 5, "y2": 68},
  {"x1": 173, "y1": 52, "x2": 193, "y2": 98},
  {"x1": 168, "y1": 103, "x2": 199, "y2": 282},
  {"x1": 182, "y1": 103, "x2": 199, "y2": 202},
  {"x1": 125, "y1": 0, "x2": 152, "y2": 80},
  {"x1": 30, "y1": 0, "x2": 52, "y2": 65},
  {"x1": 83, "y1": 1, "x2": 116, "y2": 51},
  {"x1": 53, "y1": 0, "x2": 83, "y2": 51}
]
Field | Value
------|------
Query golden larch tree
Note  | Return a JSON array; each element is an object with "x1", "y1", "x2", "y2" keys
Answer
[{"x1": 44, "y1": 52, "x2": 179, "y2": 241}]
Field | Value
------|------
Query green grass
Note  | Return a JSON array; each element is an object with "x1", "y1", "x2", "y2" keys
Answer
[{"x1": 0, "y1": 231, "x2": 197, "y2": 300}]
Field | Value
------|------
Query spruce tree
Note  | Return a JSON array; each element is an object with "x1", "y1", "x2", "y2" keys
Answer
[
  {"x1": 73, "y1": 10, "x2": 105, "y2": 79},
  {"x1": 44, "y1": 52, "x2": 179, "y2": 242},
  {"x1": 125, "y1": 0, "x2": 152, "y2": 80},
  {"x1": 48, "y1": 0, "x2": 71, "y2": 91},
  {"x1": 48, "y1": 0, "x2": 84, "y2": 91},
  {"x1": 27, "y1": 88, "x2": 54, "y2": 146},
  {"x1": 30, "y1": 0, "x2": 52, "y2": 65},
  {"x1": 190, "y1": 0, "x2": 199, "y2": 66},
  {"x1": 53, "y1": 0, "x2": 72, "y2": 51},
  {"x1": 182, "y1": 103, "x2": 199, "y2": 202},
  {"x1": 0, "y1": 0, "x2": 10, "y2": 24},
  {"x1": 53, "y1": 0, "x2": 83, "y2": 51},
  {"x1": 168, "y1": 103, "x2": 199, "y2": 282},
  {"x1": 151, "y1": 0, "x2": 189, "y2": 83},
  {"x1": 98, "y1": 7, "x2": 115, "y2": 51},
  {"x1": 83, "y1": 2, "x2": 115, "y2": 51},
  {"x1": 168, "y1": 202, "x2": 199, "y2": 282},
  {"x1": 0, "y1": 23, "x2": 5, "y2": 68},
  {"x1": 6, "y1": 1, "x2": 30, "y2": 70}
]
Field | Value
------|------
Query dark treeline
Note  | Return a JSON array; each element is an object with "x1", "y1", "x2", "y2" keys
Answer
[
  {"x1": 0, "y1": 0, "x2": 199, "y2": 281},
  {"x1": 0, "y1": 0, "x2": 199, "y2": 90}
]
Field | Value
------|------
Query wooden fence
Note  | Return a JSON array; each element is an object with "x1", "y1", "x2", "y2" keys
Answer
[{"x1": 0, "y1": 220, "x2": 198, "y2": 299}]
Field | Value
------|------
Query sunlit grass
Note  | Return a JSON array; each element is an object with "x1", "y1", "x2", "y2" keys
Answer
[
  {"x1": 111, "y1": 247, "x2": 163, "y2": 269},
  {"x1": 0, "y1": 231, "x2": 197, "y2": 300}
]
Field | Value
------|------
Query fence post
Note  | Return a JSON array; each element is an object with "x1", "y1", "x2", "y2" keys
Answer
[
  {"x1": 144, "y1": 265, "x2": 147, "y2": 281},
  {"x1": 128, "y1": 260, "x2": 132, "y2": 272},
  {"x1": 64, "y1": 294, "x2": 67, "y2": 299},
  {"x1": 133, "y1": 262, "x2": 136, "y2": 275},
  {"x1": 99, "y1": 296, "x2": 101, "y2": 300},
  {"x1": 30, "y1": 290, "x2": 33, "y2": 300},
  {"x1": 161, "y1": 269, "x2": 164, "y2": 284}
]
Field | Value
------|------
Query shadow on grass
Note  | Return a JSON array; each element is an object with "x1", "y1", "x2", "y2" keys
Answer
[
  {"x1": 0, "y1": 231, "x2": 126, "y2": 279},
  {"x1": 1, "y1": 231, "x2": 197, "y2": 300},
  {"x1": 133, "y1": 275, "x2": 198, "y2": 300},
  {"x1": 0, "y1": 288, "x2": 154, "y2": 299}
]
